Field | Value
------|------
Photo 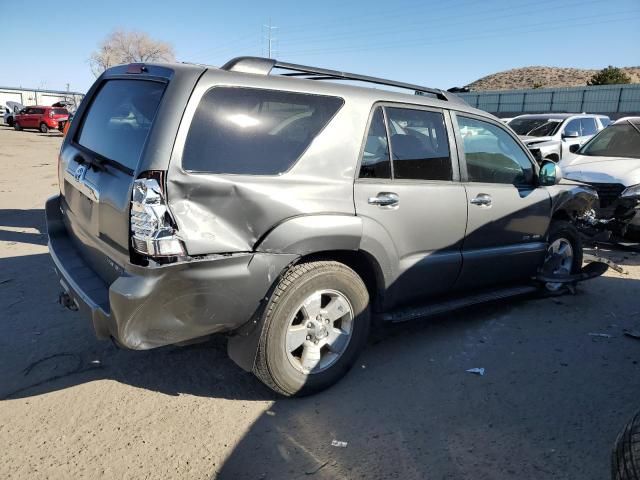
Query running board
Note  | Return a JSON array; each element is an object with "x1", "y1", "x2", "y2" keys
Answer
[{"x1": 382, "y1": 285, "x2": 538, "y2": 323}]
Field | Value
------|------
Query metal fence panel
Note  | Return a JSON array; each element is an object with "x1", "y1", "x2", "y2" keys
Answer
[{"x1": 457, "y1": 84, "x2": 640, "y2": 116}]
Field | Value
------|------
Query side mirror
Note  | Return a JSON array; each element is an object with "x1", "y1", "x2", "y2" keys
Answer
[
  {"x1": 539, "y1": 161, "x2": 562, "y2": 186},
  {"x1": 562, "y1": 130, "x2": 580, "y2": 139},
  {"x1": 569, "y1": 144, "x2": 581, "y2": 154}
]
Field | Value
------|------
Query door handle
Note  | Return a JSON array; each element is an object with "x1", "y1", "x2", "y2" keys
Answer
[
  {"x1": 470, "y1": 193, "x2": 492, "y2": 207},
  {"x1": 368, "y1": 192, "x2": 399, "y2": 207}
]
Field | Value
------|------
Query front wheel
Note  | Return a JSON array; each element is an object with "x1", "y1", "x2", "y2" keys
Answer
[
  {"x1": 7, "y1": 117, "x2": 14, "y2": 127},
  {"x1": 39, "y1": 122, "x2": 49, "y2": 133},
  {"x1": 254, "y1": 261, "x2": 371, "y2": 396},
  {"x1": 541, "y1": 220, "x2": 583, "y2": 292},
  {"x1": 13, "y1": 121, "x2": 21, "y2": 131}
]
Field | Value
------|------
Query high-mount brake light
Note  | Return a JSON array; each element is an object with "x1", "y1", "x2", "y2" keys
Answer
[
  {"x1": 126, "y1": 64, "x2": 146, "y2": 74},
  {"x1": 130, "y1": 173, "x2": 185, "y2": 258}
]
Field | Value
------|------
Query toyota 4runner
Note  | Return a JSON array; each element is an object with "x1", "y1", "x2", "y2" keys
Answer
[{"x1": 47, "y1": 57, "x2": 597, "y2": 396}]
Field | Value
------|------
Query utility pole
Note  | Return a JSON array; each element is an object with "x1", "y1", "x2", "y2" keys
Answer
[{"x1": 262, "y1": 19, "x2": 278, "y2": 58}]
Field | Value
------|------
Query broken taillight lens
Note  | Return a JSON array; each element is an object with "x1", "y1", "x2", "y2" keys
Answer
[{"x1": 130, "y1": 175, "x2": 185, "y2": 257}]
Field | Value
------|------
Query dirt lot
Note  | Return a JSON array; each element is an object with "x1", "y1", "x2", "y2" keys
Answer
[{"x1": 0, "y1": 126, "x2": 639, "y2": 479}]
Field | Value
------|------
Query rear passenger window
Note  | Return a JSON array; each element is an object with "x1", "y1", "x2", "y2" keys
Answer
[
  {"x1": 386, "y1": 108, "x2": 451, "y2": 181},
  {"x1": 182, "y1": 88, "x2": 344, "y2": 175},
  {"x1": 359, "y1": 107, "x2": 391, "y2": 179},
  {"x1": 457, "y1": 116, "x2": 533, "y2": 185}
]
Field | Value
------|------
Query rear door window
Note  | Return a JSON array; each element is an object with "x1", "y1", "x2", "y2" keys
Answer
[
  {"x1": 385, "y1": 107, "x2": 452, "y2": 181},
  {"x1": 76, "y1": 79, "x2": 166, "y2": 171},
  {"x1": 182, "y1": 87, "x2": 344, "y2": 175}
]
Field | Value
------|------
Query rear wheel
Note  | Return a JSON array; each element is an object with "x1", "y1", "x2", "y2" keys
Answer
[
  {"x1": 13, "y1": 121, "x2": 21, "y2": 131},
  {"x1": 612, "y1": 411, "x2": 640, "y2": 480},
  {"x1": 541, "y1": 220, "x2": 583, "y2": 292},
  {"x1": 39, "y1": 122, "x2": 49, "y2": 133},
  {"x1": 253, "y1": 261, "x2": 371, "y2": 396}
]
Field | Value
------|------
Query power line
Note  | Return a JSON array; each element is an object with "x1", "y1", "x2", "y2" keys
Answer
[
  {"x1": 278, "y1": 0, "x2": 601, "y2": 46},
  {"x1": 278, "y1": 11, "x2": 639, "y2": 57}
]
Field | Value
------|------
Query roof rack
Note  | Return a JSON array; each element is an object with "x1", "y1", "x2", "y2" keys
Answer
[{"x1": 220, "y1": 56, "x2": 453, "y2": 102}]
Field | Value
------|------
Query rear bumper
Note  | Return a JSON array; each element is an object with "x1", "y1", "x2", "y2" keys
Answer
[{"x1": 46, "y1": 195, "x2": 298, "y2": 349}]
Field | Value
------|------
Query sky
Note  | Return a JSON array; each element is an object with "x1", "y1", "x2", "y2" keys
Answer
[{"x1": 2, "y1": 0, "x2": 639, "y2": 93}]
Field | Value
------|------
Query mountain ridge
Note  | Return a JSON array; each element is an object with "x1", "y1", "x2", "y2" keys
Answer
[{"x1": 467, "y1": 66, "x2": 640, "y2": 91}]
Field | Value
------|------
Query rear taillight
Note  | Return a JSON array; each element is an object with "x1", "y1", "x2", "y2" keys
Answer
[
  {"x1": 49, "y1": 110, "x2": 54, "y2": 118},
  {"x1": 130, "y1": 173, "x2": 185, "y2": 258}
]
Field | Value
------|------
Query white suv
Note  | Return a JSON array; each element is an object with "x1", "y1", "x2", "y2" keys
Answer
[{"x1": 508, "y1": 113, "x2": 609, "y2": 163}]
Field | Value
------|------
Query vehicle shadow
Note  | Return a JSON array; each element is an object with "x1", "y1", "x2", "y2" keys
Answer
[
  {"x1": 215, "y1": 269, "x2": 640, "y2": 480},
  {"x1": 0, "y1": 209, "x2": 48, "y2": 246},
  {"x1": 1, "y1": 249, "x2": 639, "y2": 479}
]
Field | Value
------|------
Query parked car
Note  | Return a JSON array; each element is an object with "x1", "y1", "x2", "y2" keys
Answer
[
  {"x1": 3, "y1": 101, "x2": 23, "y2": 127},
  {"x1": 507, "y1": 113, "x2": 609, "y2": 163},
  {"x1": 47, "y1": 57, "x2": 597, "y2": 396},
  {"x1": 561, "y1": 117, "x2": 640, "y2": 238},
  {"x1": 14, "y1": 105, "x2": 69, "y2": 133}
]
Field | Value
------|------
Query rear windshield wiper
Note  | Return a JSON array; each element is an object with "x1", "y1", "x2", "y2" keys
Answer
[{"x1": 75, "y1": 153, "x2": 106, "y2": 172}]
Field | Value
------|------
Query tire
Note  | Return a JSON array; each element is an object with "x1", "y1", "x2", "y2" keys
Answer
[
  {"x1": 13, "y1": 121, "x2": 21, "y2": 131},
  {"x1": 542, "y1": 220, "x2": 583, "y2": 291},
  {"x1": 253, "y1": 261, "x2": 371, "y2": 396},
  {"x1": 39, "y1": 122, "x2": 49, "y2": 134},
  {"x1": 7, "y1": 117, "x2": 14, "y2": 128},
  {"x1": 612, "y1": 411, "x2": 640, "y2": 480}
]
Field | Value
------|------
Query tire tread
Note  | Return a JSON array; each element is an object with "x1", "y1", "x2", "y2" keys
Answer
[
  {"x1": 612, "y1": 411, "x2": 640, "y2": 480},
  {"x1": 253, "y1": 261, "x2": 366, "y2": 396}
]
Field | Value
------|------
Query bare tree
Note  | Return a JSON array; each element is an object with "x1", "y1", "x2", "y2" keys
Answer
[{"x1": 89, "y1": 30, "x2": 175, "y2": 76}]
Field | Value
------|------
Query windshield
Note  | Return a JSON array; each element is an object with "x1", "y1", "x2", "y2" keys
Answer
[
  {"x1": 508, "y1": 118, "x2": 562, "y2": 137},
  {"x1": 579, "y1": 123, "x2": 640, "y2": 158}
]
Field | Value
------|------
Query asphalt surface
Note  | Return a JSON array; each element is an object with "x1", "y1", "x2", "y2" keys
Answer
[{"x1": 0, "y1": 126, "x2": 638, "y2": 479}]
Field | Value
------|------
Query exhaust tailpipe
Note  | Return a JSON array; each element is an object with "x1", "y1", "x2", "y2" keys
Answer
[{"x1": 59, "y1": 291, "x2": 79, "y2": 311}]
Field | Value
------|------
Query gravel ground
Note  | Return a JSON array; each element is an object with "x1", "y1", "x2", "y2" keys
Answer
[{"x1": 0, "y1": 126, "x2": 638, "y2": 479}]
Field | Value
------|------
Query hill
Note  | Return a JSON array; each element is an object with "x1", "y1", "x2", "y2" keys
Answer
[{"x1": 467, "y1": 66, "x2": 640, "y2": 91}]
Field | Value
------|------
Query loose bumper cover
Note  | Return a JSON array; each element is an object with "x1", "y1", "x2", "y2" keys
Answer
[{"x1": 46, "y1": 195, "x2": 298, "y2": 350}]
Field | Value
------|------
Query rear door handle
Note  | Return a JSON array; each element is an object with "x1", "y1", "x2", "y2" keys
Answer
[
  {"x1": 470, "y1": 193, "x2": 492, "y2": 207},
  {"x1": 368, "y1": 192, "x2": 399, "y2": 207}
]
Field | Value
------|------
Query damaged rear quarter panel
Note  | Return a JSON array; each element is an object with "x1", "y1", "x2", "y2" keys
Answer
[{"x1": 165, "y1": 69, "x2": 371, "y2": 256}]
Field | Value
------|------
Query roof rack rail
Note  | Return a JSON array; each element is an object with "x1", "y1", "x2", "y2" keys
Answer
[{"x1": 220, "y1": 56, "x2": 453, "y2": 101}]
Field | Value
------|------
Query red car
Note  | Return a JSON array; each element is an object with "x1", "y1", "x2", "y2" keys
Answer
[{"x1": 14, "y1": 105, "x2": 69, "y2": 133}]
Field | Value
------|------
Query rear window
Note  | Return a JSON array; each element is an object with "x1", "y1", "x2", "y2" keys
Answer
[
  {"x1": 52, "y1": 108, "x2": 68, "y2": 115},
  {"x1": 76, "y1": 80, "x2": 165, "y2": 170},
  {"x1": 182, "y1": 87, "x2": 344, "y2": 175}
]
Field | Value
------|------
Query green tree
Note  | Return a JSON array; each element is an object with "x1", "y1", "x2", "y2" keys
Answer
[{"x1": 587, "y1": 66, "x2": 631, "y2": 86}]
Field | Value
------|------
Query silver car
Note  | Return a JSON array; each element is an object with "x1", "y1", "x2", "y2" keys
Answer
[
  {"x1": 46, "y1": 57, "x2": 596, "y2": 396},
  {"x1": 508, "y1": 113, "x2": 609, "y2": 163}
]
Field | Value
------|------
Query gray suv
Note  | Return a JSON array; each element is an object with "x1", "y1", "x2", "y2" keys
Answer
[{"x1": 46, "y1": 57, "x2": 596, "y2": 396}]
